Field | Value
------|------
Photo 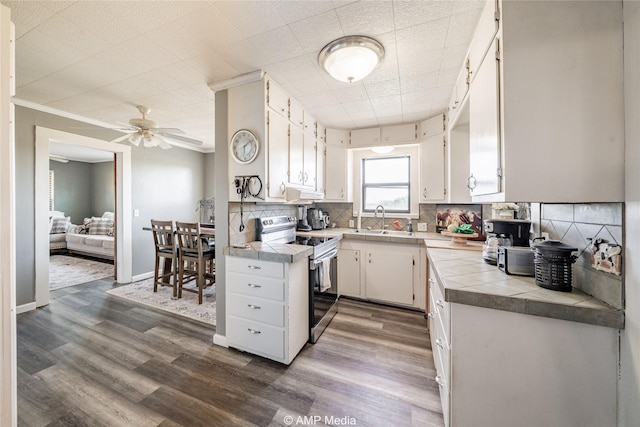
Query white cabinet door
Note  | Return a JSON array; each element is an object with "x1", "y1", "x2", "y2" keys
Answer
[
  {"x1": 316, "y1": 139, "x2": 325, "y2": 193},
  {"x1": 267, "y1": 110, "x2": 289, "y2": 198},
  {"x1": 420, "y1": 135, "x2": 446, "y2": 202},
  {"x1": 303, "y1": 111, "x2": 316, "y2": 135},
  {"x1": 350, "y1": 127, "x2": 380, "y2": 147},
  {"x1": 326, "y1": 128, "x2": 349, "y2": 146},
  {"x1": 365, "y1": 249, "x2": 414, "y2": 305},
  {"x1": 324, "y1": 145, "x2": 348, "y2": 201},
  {"x1": 289, "y1": 98, "x2": 304, "y2": 129},
  {"x1": 467, "y1": 0, "x2": 499, "y2": 83},
  {"x1": 468, "y1": 37, "x2": 501, "y2": 197},
  {"x1": 381, "y1": 123, "x2": 417, "y2": 144},
  {"x1": 288, "y1": 124, "x2": 304, "y2": 186},
  {"x1": 303, "y1": 133, "x2": 316, "y2": 188},
  {"x1": 420, "y1": 114, "x2": 444, "y2": 139},
  {"x1": 338, "y1": 248, "x2": 361, "y2": 297},
  {"x1": 266, "y1": 79, "x2": 288, "y2": 118},
  {"x1": 317, "y1": 123, "x2": 326, "y2": 144}
]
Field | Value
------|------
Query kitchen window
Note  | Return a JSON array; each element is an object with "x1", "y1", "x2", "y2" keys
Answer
[{"x1": 362, "y1": 155, "x2": 410, "y2": 213}]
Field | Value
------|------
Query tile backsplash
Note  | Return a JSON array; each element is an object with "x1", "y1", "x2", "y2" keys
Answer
[
  {"x1": 228, "y1": 202, "x2": 297, "y2": 245},
  {"x1": 538, "y1": 203, "x2": 624, "y2": 309}
]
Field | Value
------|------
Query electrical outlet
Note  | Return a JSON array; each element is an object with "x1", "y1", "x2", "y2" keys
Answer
[
  {"x1": 541, "y1": 232, "x2": 550, "y2": 240},
  {"x1": 133, "y1": 209, "x2": 139, "y2": 217},
  {"x1": 417, "y1": 222, "x2": 427, "y2": 232},
  {"x1": 349, "y1": 219, "x2": 355, "y2": 228}
]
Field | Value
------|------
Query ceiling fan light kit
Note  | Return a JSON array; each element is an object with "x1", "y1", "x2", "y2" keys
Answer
[{"x1": 318, "y1": 35, "x2": 385, "y2": 83}]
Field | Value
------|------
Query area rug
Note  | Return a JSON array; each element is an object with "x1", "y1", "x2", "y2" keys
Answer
[
  {"x1": 106, "y1": 278, "x2": 216, "y2": 326},
  {"x1": 49, "y1": 255, "x2": 114, "y2": 291}
]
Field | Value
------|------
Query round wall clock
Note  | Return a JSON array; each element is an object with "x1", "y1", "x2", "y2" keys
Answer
[{"x1": 230, "y1": 129, "x2": 259, "y2": 164}]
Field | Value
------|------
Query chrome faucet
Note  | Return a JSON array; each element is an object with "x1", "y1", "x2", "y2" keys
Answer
[{"x1": 374, "y1": 205, "x2": 385, "y2": 232}]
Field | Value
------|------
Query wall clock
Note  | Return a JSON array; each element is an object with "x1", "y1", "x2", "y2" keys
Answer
[{"x1": 230, "y1": 129, "x2": 259, "y2": 164}]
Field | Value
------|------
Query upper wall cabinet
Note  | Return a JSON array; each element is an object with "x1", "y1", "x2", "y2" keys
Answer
[
  {"x1": 448, "y1": 64, "x2": 470, "y2": 125},
  {"x1": 289, "y1": 98, "x2": 304, "y2": 129},
  {"x1": 467, "y1": 0, "x2": 499, "y2": 84},
  {"x1": 381, "y1": 123, "x2": 417, "y2": 144},
  {"x1": 464, "y1": 0, "x2": 624, "y2": 202},
  {"x1": 350, "y1": 127, "x2": 381, "y2": 147},
  {"x1": 266, "y1": 80, "x2": 288, "y2": 118},
  {"x1": 420, "y1": 114, "x2": 445, "y2": 140},
  {"x1": 326, "y1": 128, "x2": 348, "y2": 146}
]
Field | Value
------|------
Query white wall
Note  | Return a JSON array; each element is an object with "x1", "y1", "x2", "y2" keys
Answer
[{"x1": 621, "y1": 1, "x2": 640, "y2": 424}]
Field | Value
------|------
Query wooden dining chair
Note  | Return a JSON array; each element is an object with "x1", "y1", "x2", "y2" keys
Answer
[
  {"x1": 175, "y1": 221, "x2": 215, "y2": 304},
  {"x1": 150, "y1": 220, "x2": 178, "y2": 298}
]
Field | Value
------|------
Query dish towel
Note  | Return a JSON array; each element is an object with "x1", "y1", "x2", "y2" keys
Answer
[{"x1": 320, "y1": 257, "x2": 332, "y2": 292}]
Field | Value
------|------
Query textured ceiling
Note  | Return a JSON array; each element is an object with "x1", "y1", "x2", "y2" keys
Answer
[{"x1": 2, "y1": 0, "x2": 484, "y2": 151}]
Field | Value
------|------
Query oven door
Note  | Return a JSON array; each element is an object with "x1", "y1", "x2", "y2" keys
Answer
[{"x1": 309, "y1": 249, "x2": 339, "y2": 343}]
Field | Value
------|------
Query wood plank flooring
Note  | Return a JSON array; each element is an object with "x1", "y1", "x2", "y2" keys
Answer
[{"x1": 17, "y1": 278, "x2": 444, "y2": 427}]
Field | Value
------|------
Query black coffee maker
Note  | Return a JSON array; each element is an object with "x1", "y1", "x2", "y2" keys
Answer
[{"x1": 483, "y1": 219, "x2": 531, "y2": 264}]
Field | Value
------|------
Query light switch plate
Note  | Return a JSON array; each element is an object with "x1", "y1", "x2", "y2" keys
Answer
[
  {"x1": 349, "y1": 219, "x2": 354, "y2": 228},
  {"x1": 417, "y1": 223, "x2": 427, "y2": 232}
]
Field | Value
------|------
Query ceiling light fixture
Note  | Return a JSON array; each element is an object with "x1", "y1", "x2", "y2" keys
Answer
[
  {"x1": 318, "y1": 36, "x2": 385, "y2": 83},
  {"x1": 371, "y1": 146, "x2": 394, "y2": 154}
]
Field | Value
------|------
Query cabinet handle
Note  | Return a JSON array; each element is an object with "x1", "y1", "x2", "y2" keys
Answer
[
  {"x1": 423, "y1": 188, "x2": 428, "y2": 198},
  {"x1": 247, "y1": 283, "x2": 262, "y2": 288},
  {"x1": 427, "y1": 312, "x2": 435, "y2": 319},
  {"x1": 436, "y1": 299, "x2": 444, "y2": 309},
  {"x1": 279, "y1": 181, "x2": 286, "y2": 194},
  {"x1": 298, "y1": 171, "x2": 303, "y2": 182},
  {"x1": 247, "y1": 304, "x2": 261, "y2": 310},
  {"x1": 340, "y1": 189, "x2": 344, "y2": 199},
  {"x1": 247, "y1": 265, "x2": 262, "y2": 270},
  {"x1": 304, "y1": 172, "x2": 308, "y2": 183},
  {"x1": 435, "y1": 375, "x2": 445, "y2": 387},
  {"x1": 248, "y1": 328, "x2": 262, "y2": 335},
  {"x1": 436, "y1": 338, "x2": 445, "y2": 349},
  {"x1": 355, "y1": 253, "x2": 358, "y2": 262},
  {"x1": 467, "y1": 174, "x2": 477, "y2": 190},
  {"x1": 368, "y1": 253, "x2": 371, "y2": 264}
]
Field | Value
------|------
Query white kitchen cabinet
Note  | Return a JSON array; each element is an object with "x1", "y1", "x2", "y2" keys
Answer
[
  {"x1": 289, "y1": 98, "x2": 304, "y2": 129},
  {"x1": 288, "y1": 124, "x2": 304, "y2": 186},
  {"x1": 267, "y1": 109, "x2": 289, "y2": 198},
  {"x1": 350, "y1": 127, "x2": 380, "y2": 147},
  {"x1": 325, "y1": 128, "x2": 349, "y2": 146},
  {"x1": 303, "y1": 125, "x2": 316, "y2": 189},
  {"x1": 365, "y1": 247, "x2": 414, "y2": 306},
  {"x1": 266, "y1": 79, "x2": 288, "y2": 118},
  {"x1": 226, "y1": 256, "x2": 309, "y2": 365},
  {"x1": 315, "y1": 138, "x2": 325, "y2": 194},
  {"x1": 467, "y1": 0, "x2": 499, "y2": 84},
  {"x1": 448, "y1": 65, "x2": 469, "y2": 125},
  {"x1": 464, "y1": 0, "x2": 624, "y2": 202},
  {"x1": 324, "y1": 145, "x2": 352, "y2": 202},
  {"x1": 337, "y1": 248, "x2": 361, "y2": 298},
  {"x1": 468, "y1": 36, "x2": 501, "y2": 197},
  {"x1": 302, "y1": 111, "x2": 315, "y2": 135},
  {"x1": 419, "y1": 135, "x2": 446, "y2": 202},
  {"x1": 447, "y1": 102, "x2": 472, "y2": 203},
  {"x1": 420, "y1": 114, "x2": 445, "y2": 140},
  {"x1": 381, "y1": 123, "x2": 417, "y2": 144},
  {"x1": 317, "y1": 123, "x2": 326, "y2": 144},
  {"x1": 428, "y1": 276, "x2": 618, "y2": 427}
]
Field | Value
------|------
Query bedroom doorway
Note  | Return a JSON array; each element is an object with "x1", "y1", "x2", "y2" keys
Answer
[
  {"x1": 35, "y1": 126, "x2": 132, "y2": 308},
  {"x1": 48, "y1": 141, "x2": 116, "y2": 291}
]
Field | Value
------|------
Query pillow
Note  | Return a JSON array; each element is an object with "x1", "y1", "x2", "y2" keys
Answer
[
  {"x1": 102, "y1": 212, "x2": 114, "y2": 221},
  {"x1": 75, "y1": 217, "x2": 90, "y2": 234},
  {"x1": 50, "y1": 217, "x2": 69, "y2": 234},
  {"x1": 89, "y1": 217, "x2": 113, "y2": 235}
]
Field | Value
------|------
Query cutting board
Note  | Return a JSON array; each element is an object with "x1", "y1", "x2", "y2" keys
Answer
[{"x1": 424, "y1": 239, "x2": 483, "y2": 251}]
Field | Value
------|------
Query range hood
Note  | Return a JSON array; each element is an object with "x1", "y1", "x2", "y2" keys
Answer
[{"x1": 284, "y1": 186, "x2": 324, "y2": 203}]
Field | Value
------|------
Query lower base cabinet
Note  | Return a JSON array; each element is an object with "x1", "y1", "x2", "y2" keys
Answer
[
  {"x1": 428, "y1": 275, "x2": 618, "y2": 427},
  {"x1": 339, "y1": 240, "x2": 425, "y2": 310},
  {"x1": 226, "y1": 256, "x2": 309, "y2": 365}
]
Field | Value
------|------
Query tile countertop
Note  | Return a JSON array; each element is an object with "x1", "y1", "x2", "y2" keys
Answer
[
  {"x1": 224, "y1": 241, "x2": 313, "y2": 264},
  {"x1": 425, "y1": 242, "x2": 625, "y2": 329}
]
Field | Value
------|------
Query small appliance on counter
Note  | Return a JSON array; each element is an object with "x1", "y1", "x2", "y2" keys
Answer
[
  {"x1": 307, "y1": 207, "x2": 326, "y2": 230},
  {"x1": 498, "y1": 246, "x2": 535, "y2": 276},
  {"x1": 297, "y1": 205, "x2": 312, "y2": 231},
  {"x1": 483, "y1": 219, "x2": 532, "y2": 264},
  {"x1": 531, "y1": 240, "x2": 578, "y2": 292}
]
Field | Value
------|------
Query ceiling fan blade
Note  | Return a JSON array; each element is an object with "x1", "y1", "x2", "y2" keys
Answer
[
  {"x1": 49, "y1": 154, "x2": 69, "y2": 163},
  {"x1": 153, "y1": 127, "x2": 185, "y2": 135},
  {"x1": 155, "y1": 134, "x2": 173, "y2": 150},
  {"x1": 156, "y1": 131, "x2": 204, "y2": 146},
  {"x1": 110, "y1": 133, "x2": 133, "y2": 143}
]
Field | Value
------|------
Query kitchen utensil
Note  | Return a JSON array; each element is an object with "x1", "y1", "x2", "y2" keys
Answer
[{"x1": 532, "y1": 240, "x2": 578, "y2": 292}]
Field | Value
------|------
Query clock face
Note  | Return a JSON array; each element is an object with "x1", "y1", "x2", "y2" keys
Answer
[{"x1": 230, "y1": 129, "x2": 259, "y2": 164}]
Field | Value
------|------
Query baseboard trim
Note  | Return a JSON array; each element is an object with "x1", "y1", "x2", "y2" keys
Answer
[
  {"x1": 131, "y1": 271, "x2": 154, "y2": 283},
  {"x1": 17, "y1": 302, "x2": 36, "y2": 314},
  {"x1": 213, "y1": 333, "x2": 227, "y2": 347}
]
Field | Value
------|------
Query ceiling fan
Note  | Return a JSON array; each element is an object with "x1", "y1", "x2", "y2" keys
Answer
[{"x1": 110, "y1": 105, "x2": 203, "y2": 149}]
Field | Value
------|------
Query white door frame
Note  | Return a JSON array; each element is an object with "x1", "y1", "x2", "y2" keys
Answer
[{"x1": 35, "y1": 126, "x2": 132, "y2": 307}]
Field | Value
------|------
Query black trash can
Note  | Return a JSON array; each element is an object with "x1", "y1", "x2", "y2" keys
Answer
[{"x1": 532, "y1": 240, "x2": 578, "y2": 292}]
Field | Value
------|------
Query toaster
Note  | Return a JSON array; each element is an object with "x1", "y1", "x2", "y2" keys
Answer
[{"x1": 498, "y1": 246, "x2": 535, "y2": 277}]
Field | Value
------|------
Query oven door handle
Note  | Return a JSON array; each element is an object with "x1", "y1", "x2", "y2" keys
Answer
[{"x1": 310, "y1": 247, "x2": 338, "y2": 269}]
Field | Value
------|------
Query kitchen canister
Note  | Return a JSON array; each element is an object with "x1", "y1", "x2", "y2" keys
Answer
[{"x1": 531, "y1": 240, "x2": 578, "y2": 292}]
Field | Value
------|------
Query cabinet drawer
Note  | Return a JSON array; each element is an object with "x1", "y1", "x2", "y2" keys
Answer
[
  {"x1": 227, "y1": 257, "x2": 284, "y2": 279},
  {"x1": 228, "y1": 292, "x2": 285, "y2": 327},
  {"x1": 228, "y1": 315, "x2": 285, "y2": 361},
  {"x1": 227, "y1": 272, "x2": 285, "y2": 301}
]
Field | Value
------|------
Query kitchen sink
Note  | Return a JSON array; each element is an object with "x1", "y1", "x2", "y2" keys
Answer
[{"x1": 351, "y1": 229, "x2": 413, "y2": 236}]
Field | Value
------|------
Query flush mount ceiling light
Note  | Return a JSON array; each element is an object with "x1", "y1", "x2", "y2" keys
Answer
[
  {"x1": 371, "y1": 146, "x2": 394, "y2": 154},
  {"x1": 318, "y1": 36, "x2": 385, "y2": 83}
]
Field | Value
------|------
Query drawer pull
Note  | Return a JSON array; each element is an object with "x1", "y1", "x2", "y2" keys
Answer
[
  {"x1": 247, "y1": 328, "x2": 262, "y2": 335},
  {"x1": 436, "y1": 299, "x2": 445, "y2": 309},
  {"x1": 428, "y1": 278, "x2": 435, "y2": 285},
  {"x1": 435, "y1": 375, "x2": 445, "y2": 387},
  {"x1": 247, "y1": 304, "x2": 261, "y2": 310},
  {"x1": 427, "y1": 312, "x2": 435, "y2": 319},
  {"x1": 247, "y1": 283, "x2": 262, "y2": 288},
  {"x1": 436, "y1": 338, "x2": 445, "y2": 349},
  {"x1": 247, "y1": 265, "x2": 262, "y2": 270}
]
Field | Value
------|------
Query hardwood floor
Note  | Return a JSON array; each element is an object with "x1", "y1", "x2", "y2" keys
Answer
[{"x1": 17, "y1": 279, "x2": 444, "y2": 427}]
